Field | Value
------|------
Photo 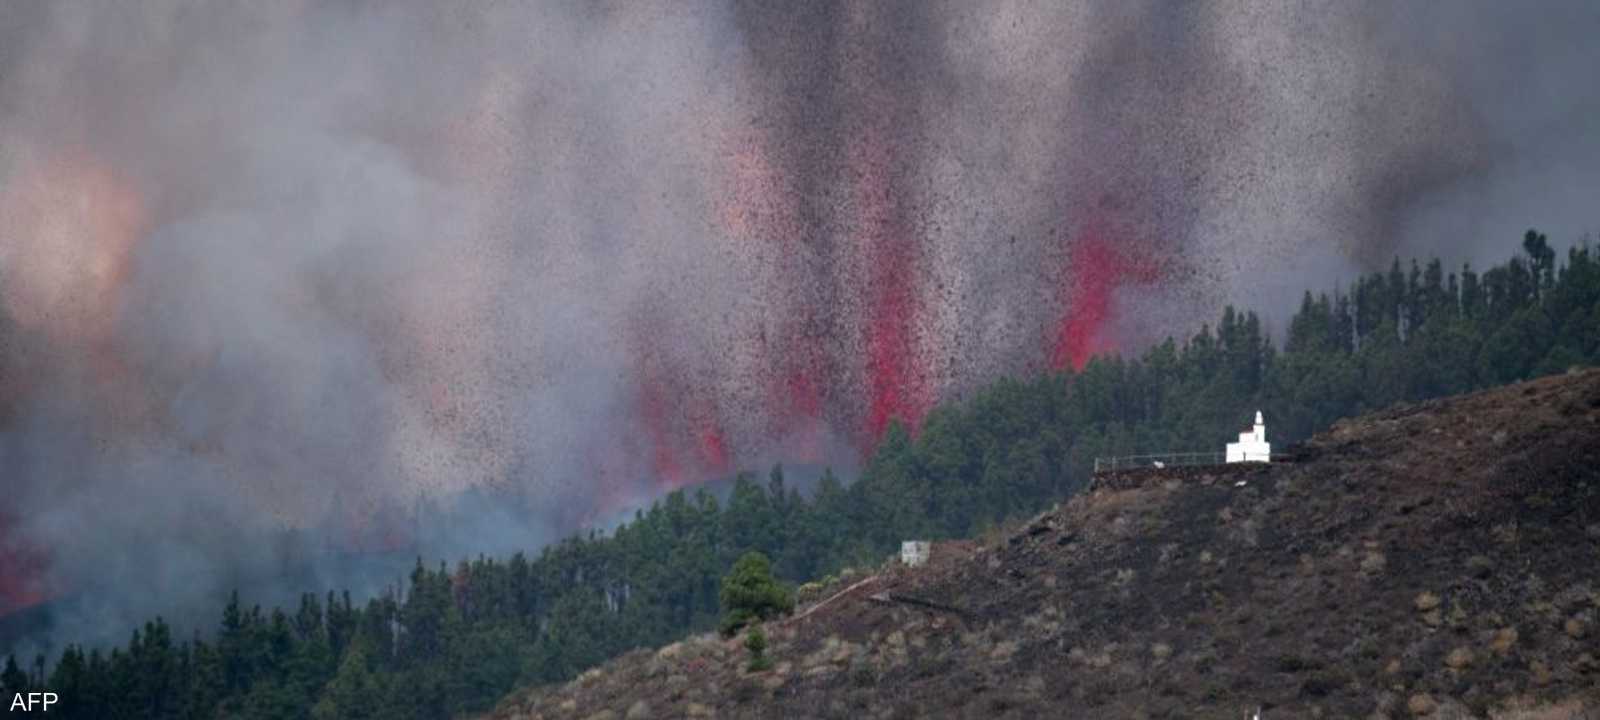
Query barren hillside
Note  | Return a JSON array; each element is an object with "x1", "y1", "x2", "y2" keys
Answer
[{"x1": 486, "y1": 369, "x2": 1600, "y2": 719}]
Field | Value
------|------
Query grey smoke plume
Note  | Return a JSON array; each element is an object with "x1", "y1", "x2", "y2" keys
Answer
[{"x1": 1, "y1": 0, "x2": 1596, "y2": 657}]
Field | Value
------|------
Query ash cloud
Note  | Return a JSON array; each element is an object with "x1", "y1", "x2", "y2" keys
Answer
[{"x1": 1, "y1": 0, "x2": 1596, "y2": 657}]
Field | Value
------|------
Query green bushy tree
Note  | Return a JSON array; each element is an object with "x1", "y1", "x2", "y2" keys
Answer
[
  {"x1": 744, "y1": 625, "x2": 772, "y2": 672},
  {"x1": 718, "y1": 552, "x2": 794, "y2": 637},
  {"x1": 28, "y1": 229, "x2": 1600, "y2": 719}
]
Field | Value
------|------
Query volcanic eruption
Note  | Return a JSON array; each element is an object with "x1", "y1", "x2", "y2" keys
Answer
[{"x1": 2, "y1": 0, "x2": 1597, "y2": 657}]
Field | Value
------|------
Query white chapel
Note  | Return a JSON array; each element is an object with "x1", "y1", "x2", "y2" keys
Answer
[{"x1": 1225, "y1": 410, "x2": 1271, "y2": 463}]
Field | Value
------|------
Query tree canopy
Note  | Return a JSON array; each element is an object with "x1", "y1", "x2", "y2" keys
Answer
[
  {"x1": 718, "y1": 552, "x2": 793, "y2": 637},
  {"x1": 14, "y1": 230, "x2": 1600, "y2": 719}
]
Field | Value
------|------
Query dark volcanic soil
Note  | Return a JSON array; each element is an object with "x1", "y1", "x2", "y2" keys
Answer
[{"x1": 486, "y1": 369, "x2": 1600, "y2": 720}]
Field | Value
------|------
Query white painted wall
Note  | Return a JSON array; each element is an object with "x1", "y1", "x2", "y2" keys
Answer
[
  {"x1": 901, "y1": 541, "x2": 931, "y2": 567},
  {"x1": 1226, "y1": 411, "x2": 1271, "y2": 463}
]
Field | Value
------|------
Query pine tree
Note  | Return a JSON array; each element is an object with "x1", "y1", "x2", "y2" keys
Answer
[
  {"x1": 1, "y1": 655, "x2": 27, "y2": 697},
  {"x1": 718, "y1": 552, "x2": 793, "y2": 636},
  {"x1": 30, "y1": 228, "x2": 1600, "y2": 720},
  {"x1": 744, "y1": 625, "x2": 772, "y2": 672},
  {"x1": 311, "y1": 645, "x2": 383, "y2": 720}
]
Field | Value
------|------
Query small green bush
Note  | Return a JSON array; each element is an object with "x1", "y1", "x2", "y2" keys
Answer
[
  {"x1": 719, "y1": 552, "x2": 795, "y2": 637},
  {"x1": 745, "y1": 626, "x2": 772, "y2": 672}
]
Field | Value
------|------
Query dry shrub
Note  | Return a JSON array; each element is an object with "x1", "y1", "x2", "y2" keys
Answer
[{"x1": 1489, "y1": 699, "x2": 1592, "y2": 720}]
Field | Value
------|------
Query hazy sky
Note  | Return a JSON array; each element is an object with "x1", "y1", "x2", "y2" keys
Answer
[{"x1": 2, "y1": 0, "x2": 1596, "y2": 655}]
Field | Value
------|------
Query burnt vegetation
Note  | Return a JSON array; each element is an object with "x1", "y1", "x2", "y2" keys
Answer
[
  {"x1": 485, "y1": 357, "x2": 1600, "y2": 719},
  {"x1": 4, "y1": 231, "x2": 1599, "y2": 717}
]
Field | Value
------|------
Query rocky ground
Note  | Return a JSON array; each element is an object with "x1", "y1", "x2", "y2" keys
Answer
[{"x1": 483, "y1": 369, "x2": 1600, "y2": 719}]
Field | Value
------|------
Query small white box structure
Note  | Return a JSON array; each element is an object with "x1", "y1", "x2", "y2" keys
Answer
[
  {"x1": 900, "y1": 541, "x2": 930, "y2": 568},
  {"x1": 1225, "y1": 410, "x2": 1272, "y2": 463}
]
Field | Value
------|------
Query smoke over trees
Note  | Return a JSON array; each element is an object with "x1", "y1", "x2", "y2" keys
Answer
[
  {"x1": 11, "y1": 234, "x2": 1600, "y2": 718},
  {"x1": 1, "y1": 0, "x2": 1598, "y2": 659}
]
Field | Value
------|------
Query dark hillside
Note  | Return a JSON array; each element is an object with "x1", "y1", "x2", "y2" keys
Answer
[{"x1": 485, "y1": 369, "x2": 1600, "y2": 719}]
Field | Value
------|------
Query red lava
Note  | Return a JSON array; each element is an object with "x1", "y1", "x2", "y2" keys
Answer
[{"x1": 1053, "y1": 218, "x2": 1162, "y2": 370}]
